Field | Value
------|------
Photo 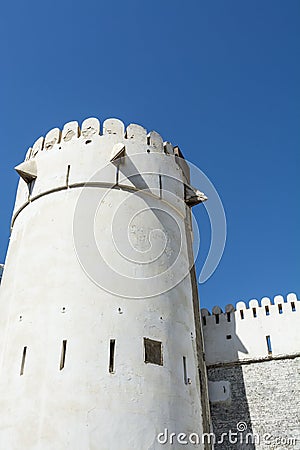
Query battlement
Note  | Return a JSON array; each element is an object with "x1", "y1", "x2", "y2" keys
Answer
[
  {"x1": 22, "y1": 117, "x2": 193, "y2": 191},
  {"x1": 12, "y1": 117, "x2": 206, "y2": 226},
  {"x1": 24, "y1": 117, "x2": 184, "y2": 162},
  {"x1": 201, "y1": 292, "x2": 298, "y2": 320},
  {"x1": 201, "y1": 293, "x2": 300, "y2": 366}
]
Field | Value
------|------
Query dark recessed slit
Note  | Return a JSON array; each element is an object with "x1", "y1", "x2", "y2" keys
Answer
[
  {"x1": 183, "y1": 356, "x2": 188, "y2": 385},
  {"x1": 109, "y1": 339, "x2": 116, "y2": 373},
  {"x1": 60, "y1": 340, "x2": 67, "y2": 370},
  {"x1": 20, "y1": 346, "x2": 27, "y2": 376},
  {"x1": 159, "y1": 175, "x2": 162, "y2": 198},
  {"x1": 66, "y1": 165, "x2": 71, "y2": 187},
  {"x1": 266, "y1": 335, "x2": 272, "y2": 355}
]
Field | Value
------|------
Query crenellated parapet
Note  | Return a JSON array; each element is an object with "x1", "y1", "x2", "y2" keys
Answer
[
  {"x1": 13, "y1": 117, "x2": 206, "y2": 226},
  {"x1": 24, "y1": 118, "x2": 181, "y2": 161},
  {"x1": 23, "y1": 117, "x2": 192, "y2": 180},
  {"x1": 201, "y1": 293, "x2": 300, "y2": 366}
]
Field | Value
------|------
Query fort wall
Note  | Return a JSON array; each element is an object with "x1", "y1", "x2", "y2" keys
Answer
[{"x1": 202, "y1": 294, "x2": 300, "y2": 449}]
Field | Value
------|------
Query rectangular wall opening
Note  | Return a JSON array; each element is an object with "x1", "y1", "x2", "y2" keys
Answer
[
  {"x1": 144, "y1": 338, "x2": 163, "y2": 366},
  {"x1": 60, "y1": 340, "x2": 67, "y2": 370},
  {"x1": 252, "y1": 308, "x2": 257, "y2": 318},
  {"x1": 240, "y1": 310, "x2": 244, "y2": 320},
  {"x1": 215, "y1": 314, "x2": 219, "y2": 324},
  {"x1": 265, "y1": 305, "x2": 270, "y2": 316},
  {"x1": 20, "y1": 346, "x2": 27, "y2": 376},
  {"x1": 109, "y1": 339, "x2": 116, "y2": 373},
  {"x1": 266, "y1": 335, "x2": 272, "y2": 355},
  {"x1": 278, "y1": 304, "x2": 283, "y2": 314},
  {"x1": 202, "y1": 316, "x2": 206, "y2": 326},
  {"x1": 183, "y1": 356, "x2": 188, "y2": 384},
  {"x1": 227, "y1": 312, "x2": 231, "y2": 322},
  {"x1": 291, "y1": 302, "x2": 296, "y2": 312}
]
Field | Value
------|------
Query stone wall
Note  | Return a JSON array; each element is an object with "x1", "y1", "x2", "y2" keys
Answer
[
  {"x1": 208, "y1": 358, "x2": 300, "y2": 449},
  {"x1": 202, "y1": 293, "x2": 300, "y2": 450}
]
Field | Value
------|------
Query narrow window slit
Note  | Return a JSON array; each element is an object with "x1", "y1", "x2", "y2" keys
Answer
[
  {"x1": 265, "y1": 305, "x2": 270, "y2": 316},
  {"x1": 20, "y1": 346, "x2": 27, "y2": 376},
  {"x1": 60, "y1": 340, "x2": 67, "y2": 370},
  {"x1": 215, "y1": 314, "x2": 219, "y2": 324},
  {"x1": 253, "y1": 308, "x2": 257, "y2": 318},
  {"x1": 227, "y1": 312, "x2": 231, "y2": 322},
  {"x1": 278, "y1": 304, "x2": 283, "y2": 314},
  {"x1": 66, "y1": 165, "x2": 71, "y2": 187},
  {"x1": 159, "y1": 175, "x2": 162, "y2": 199},
  {"x1": 266, "y1": 335, "x2": 272, "y2": 355},
  {"x1": 109, "y1": 339, "x2": 115, "y2": 373},
  {"x1": 291, "y1": 302, "x2": 296, "y2": 312},
  {"x1": 240, "y1": 310, "x2": 244, "y2": 320},
  {"x1": 202, "y1": 316, "x2": 206, "y2": 326},
  {"x1": 183, "y1": 356, "x2": 188, "y2": 385}
]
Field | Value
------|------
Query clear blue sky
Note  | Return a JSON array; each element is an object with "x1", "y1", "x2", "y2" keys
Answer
[{"x1": 0, "y1": 0, "x2": 299, "y2": 311}]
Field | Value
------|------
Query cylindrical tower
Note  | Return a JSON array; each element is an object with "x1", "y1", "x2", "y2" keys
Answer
[{"x1": 0, "y1": 117, "x2": 211, "y2": 449}]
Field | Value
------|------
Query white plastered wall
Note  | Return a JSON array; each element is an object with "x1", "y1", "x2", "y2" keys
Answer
[
  {"x1": 201, "y1": 293, "x2": 300, "y2": 366},
  {"x1": 0, "y1": 118, "x2": 206, "y2": 450}
]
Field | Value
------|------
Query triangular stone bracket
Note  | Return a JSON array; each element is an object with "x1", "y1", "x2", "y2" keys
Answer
[
  {"x1": 15, "y1": 160, "x2": 37, "y2": 184},
  {"x1": 110, "y1": 143, "x2": 126, "y2": 163},
  {"x1": 185, "y1": 184, "x2": 208, "y2": 207}
]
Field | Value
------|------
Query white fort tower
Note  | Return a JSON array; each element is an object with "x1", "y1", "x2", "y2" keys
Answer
[{"x1": 0, "y1": 118, "x2": 211, "y2": 449}]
